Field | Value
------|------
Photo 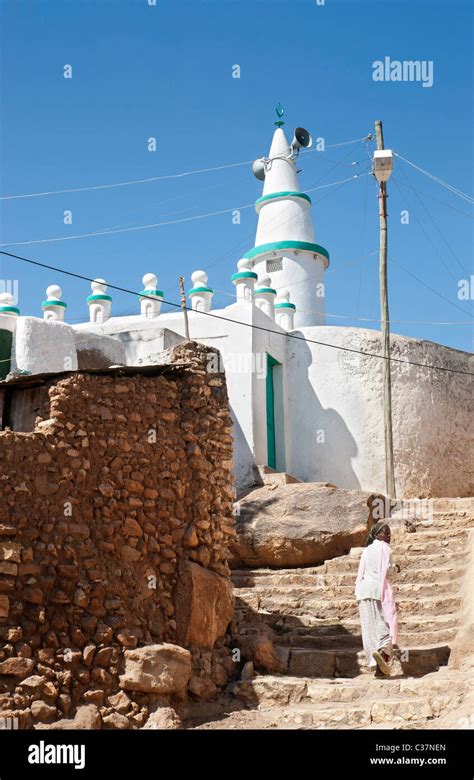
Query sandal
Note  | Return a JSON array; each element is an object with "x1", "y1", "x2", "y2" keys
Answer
[{"x1": 372, "y1": 649, "x2": 391, "y2": 676}]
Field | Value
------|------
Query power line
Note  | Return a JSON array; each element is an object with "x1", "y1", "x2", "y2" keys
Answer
[
  {"x1": 391, "y1": 180, "x2": 461, "y2": 283},
  {"x1": 391, "y1": 257, "x2": 474, "y2": 319},
  {"x1": 0, "y1": 173, "x2": 370, "y2": 248},
  {"x1": 394, "y1": 166, "x2": 470, "y2": 276},
  {"x1": 394, "y1": 152, "x2": 474, "y2": 204},
  {"x1": 0, "y1": 249, "x2": 472, "y2": 378},
  {"x1": 212, "y1": 289, "x2": 472, "y2": 325},
  {"x1": 391, "y1": 178, "x2": 473, "y2": 219},
  {"x1": 0, "y1": 135, "x2": 370, "y2": 202}
]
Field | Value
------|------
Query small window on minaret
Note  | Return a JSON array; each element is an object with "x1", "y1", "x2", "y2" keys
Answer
[{"x1": 267, "y1": 258, "x2": 283, "y2": 273}]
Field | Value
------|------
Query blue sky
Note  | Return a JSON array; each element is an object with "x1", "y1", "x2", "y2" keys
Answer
[{"x1": 0, "y1": 0, "x2": 472, "y2": 351}]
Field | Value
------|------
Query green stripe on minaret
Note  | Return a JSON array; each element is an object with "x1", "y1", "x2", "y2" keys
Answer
[
  {"x1": 244, "y1": 241, "x2": 330, "y2": 262},
  {"x1": 255, "y1": 191, "x2": 312, "y2": 209}
]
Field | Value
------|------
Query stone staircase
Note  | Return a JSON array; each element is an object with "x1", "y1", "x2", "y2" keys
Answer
[
  {"x1": 254, "y1": 465, "x2": 302, "y2": 488},
  {"x1": 224, "y1": 497, "x2": 474, "y2": 729}
]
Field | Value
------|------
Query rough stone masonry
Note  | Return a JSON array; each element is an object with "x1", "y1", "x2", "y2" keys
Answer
[{"x1": 0, "y1": 342, "x2": 236, "y2": 728}]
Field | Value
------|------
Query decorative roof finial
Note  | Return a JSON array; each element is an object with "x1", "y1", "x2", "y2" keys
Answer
[
  {"x1": 42, "y1": 284, "x2": 67, "y2": 321},
  {"x1": 274, "y1": 103, "x2": 285, "y2": 127}
]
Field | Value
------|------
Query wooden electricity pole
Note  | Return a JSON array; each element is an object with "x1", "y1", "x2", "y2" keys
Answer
[
  {"x1": 375, "y1": 119, "x2": 396, "y2": 498},
  {"x1": 178, "y1": 276, "x2": 190, "y2": 340}
]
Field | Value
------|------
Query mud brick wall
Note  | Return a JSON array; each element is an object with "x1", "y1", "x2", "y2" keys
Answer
[{"x1": 0, "y1": 342, "x2": 236, "y2": 725}]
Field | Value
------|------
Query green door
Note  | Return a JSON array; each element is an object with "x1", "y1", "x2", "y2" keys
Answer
[{"x1": 266, "y1": 354, "x2": 278, "y2": 469}]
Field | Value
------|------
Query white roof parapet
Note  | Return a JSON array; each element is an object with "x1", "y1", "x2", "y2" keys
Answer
[
  {"x1": 254, "y1": 274, "x2": 276, "y2": 320},
  {"x1": 231, "y1": 258, "x2": 258, "y2": 303},
  {"x1": 139, "y1": 273, "x2": 164, "y2": 319},
  {"x1": 188, "y1": 270, "x2": 214, "y2": 312},
  {"x1": 87, "y1": 279, "x2": 112, "y2": 324},
  {"x1": 42, "y1": 285, "x2": 67, "y2": 321},
  {"x1": 275, "y1": 288, "x2": 296, "y2": 331}
]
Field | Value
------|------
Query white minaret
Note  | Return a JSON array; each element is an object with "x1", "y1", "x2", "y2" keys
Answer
[{"x1": 246, "y1": 115, "x2": 329, "y2": 328}]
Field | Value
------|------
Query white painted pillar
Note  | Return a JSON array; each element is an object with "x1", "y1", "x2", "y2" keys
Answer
[
  {"x1": 231, "y1": 258, "x2": 258, "y2": 303},
  {"x1": 87, "y1": 279, "x2": 112, "y2": 324},
  {"x1": 188, "y1": 270, "x2": 214, "y2": 312},
  {"x1": 139, "y1": 273, "x2": 163, "y2": 318},
  {"x1": 42, "y1": 285, "x2": 67, "y2": 321},
  {"x1": 254, "y1": 274, "x2": 276, "y2": 319},
  {"x1": 275, "y1": 289, "x2": 296, "y2": 330}
]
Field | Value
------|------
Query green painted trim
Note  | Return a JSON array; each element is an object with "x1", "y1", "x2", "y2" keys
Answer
[
  {"x1": 255, "y1": 287, "x2": 277, "y2": 295},
  {"x1": 138, "y1": 290, "x2": 164, "y2": 298},
  {"x1": 255, "y1": 191, "x2": 312, "y2": 210},
  {"x1": 0, "y1": 329, "x2": 12, "y2": 380},
  {"x1": 231, "y1": 271, "x2": 258, "y2": 281},
  {"x1": 188, "y1": 286, "x2": 214, "y2": 295},
  {"x1": 275, "y1": 302, "x2": 296, "y2": 310},
  {"x1": 244, "y1": 241, "x2": 330, "y2": 262},
  {"x1": 87, "y1": 294, "x2": 112, "y2": 303},
  {"x1": 41, "y1": 300, "x2": 67, "y2": 309},
  {"x1": 0, "y1": 306, "x2": 19, "y2": 314}
]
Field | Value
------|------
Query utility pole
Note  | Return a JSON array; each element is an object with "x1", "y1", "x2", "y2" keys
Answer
[
  {"x1": 374, "y1": 119, "x2": 396, "y2": 498},
  {"x1": 178, "y1": 276, "x2": 190, "y2": 340}
]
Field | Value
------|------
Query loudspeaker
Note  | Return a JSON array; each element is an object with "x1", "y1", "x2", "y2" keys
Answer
[
  {"x1": 292, "y1": 127, "x2": 313, "y2": 149},
  {"x1": 252, "y1": 158, "x2": 266, "y2": 180}
]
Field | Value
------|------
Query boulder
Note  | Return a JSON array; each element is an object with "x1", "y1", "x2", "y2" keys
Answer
[
  {"x1": 174, "y1": 561, "x2": 234, "y2": 648},
  {"x1": 141, "y1": 707, "x2": 183, "y2": 730},
  {"x1": 102, "y1": 712, "x2": 130, "y2": 730},
  {"x1": 30, "y1": 701, "x2": 57, "y2": 723},
  {"x1": 188, "y1": 675, "x2": 218, "y2": 701},
  {"x1": 0, "y1": 657, "x2": 35, "y2": 678},
  {"x1": 230, "y1": 483, "x2": 386, "y2": 568},
  {"x1": 235, "y1": 634, "x2": 286, "y2": 674},
  {"x1": 35, "y1": 704, "x2": 101, "y2": 730},
  {"x1": 119, "y1": 643, "x2": 192, "y2": 699}
]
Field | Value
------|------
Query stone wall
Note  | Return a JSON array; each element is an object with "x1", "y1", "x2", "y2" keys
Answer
[{"x1": 0, "y1": 342, "x2": 236, "y2": 728}]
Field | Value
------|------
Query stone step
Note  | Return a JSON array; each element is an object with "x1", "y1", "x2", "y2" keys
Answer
[
  {"x1": 389, "y1": 527, "x2": 469, "y2": 543},
  {"x1": 235, "y1": 669, "x2": 469, "y2": 705},
  {"x1": 232, "y1": 563, "x2": 461, "y2": 588},
  {"x1": 389, "y1": 538, "x2": 466, "y2": 555},
  {"x1": 232, "y1": 672, "x2": 468, "y2": 726},
  {"x1": 283, "y1": 644, "x2": 450, "y2": 678},
  {"x1": 389, "y1": 510, "x2": 474, "y2": 530},
  {"x1": 233, "y1": 579, "x2": 457, "y2": 600},
  {"x1": 234, "y1": 580, "x2": 458, "y2": 611},
  {"x1": 235, "y1": 607, "x2": 458, "y2": 634},
  {"x1": 391, "y1": 497, "x2": 474, "y2": 513},
  {"x1": 235, "y1": 592, "x2": 461, "y2": 619},
  {"x1": 255, "y1": 465, "x2": 302, "y2": 487},
  {"x1": 263, "y1": 628, "x2": 456, "y2": 650},
  {"x1": 324, "y1": 550, "x2": 465, "y2": 572}
]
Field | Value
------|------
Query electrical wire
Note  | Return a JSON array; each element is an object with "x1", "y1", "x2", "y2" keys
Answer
[
  {"x1": 394, "y1": 153, "x2": 474, "y2": 204},
  {"x1": 0, "y1": 135, "x2": 371, "y2": 202},
  {"x1": 0, "y1": 173, "x2": 371, "y2": 248},
  {"x1": 0, "y1": 249, "x2": 472, "y2": 378}
]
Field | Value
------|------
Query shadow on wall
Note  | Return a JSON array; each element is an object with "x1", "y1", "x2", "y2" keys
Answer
[
  {"x1": 287, "y1": 335, "x2": 361, "y2": 490},
  {"x1": 230, "y1": 404, "x2": 256, "y2": 495}
]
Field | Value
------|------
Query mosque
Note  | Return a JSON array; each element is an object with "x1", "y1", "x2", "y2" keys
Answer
[{"x1": 0, "y1": 119, "x2": 472, "y2": 498}]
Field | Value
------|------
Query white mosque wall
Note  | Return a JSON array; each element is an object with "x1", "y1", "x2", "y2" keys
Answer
[
  {"x1": 13, "y1": 317, "x2": 78, "y2": 374},
  {"x1": 74, "y1": 330, "x2": 127, "y2": 369},
  {"x1": 286, "y1": 326, "x2": 474, "y2": 498}
]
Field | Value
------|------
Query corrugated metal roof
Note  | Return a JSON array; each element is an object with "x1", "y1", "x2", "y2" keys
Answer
[{"x1": 0, "y1": 362, "x2": 194, "y2": 389}]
